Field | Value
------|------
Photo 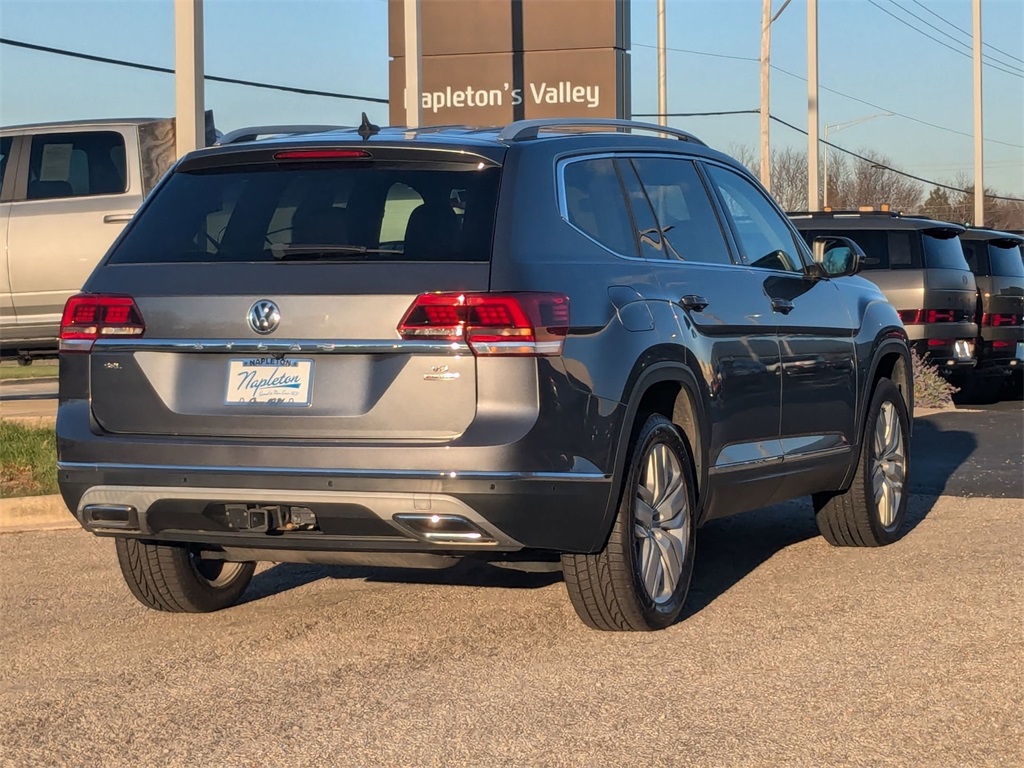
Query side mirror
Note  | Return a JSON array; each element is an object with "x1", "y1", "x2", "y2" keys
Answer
[{"x1": 810, "y1": 236, "x2": 865, "y2": 278}]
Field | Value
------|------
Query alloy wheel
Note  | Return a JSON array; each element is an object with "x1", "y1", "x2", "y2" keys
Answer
[
  {"x1": 634, "y1": 442, "x2": 691, "y2": 604},
  {"x1": 871, "y1": 400, "x2": 906, "y2": 530}
]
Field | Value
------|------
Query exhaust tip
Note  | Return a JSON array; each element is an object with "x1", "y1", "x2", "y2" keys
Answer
[
  {"x1": 83, "y1": 504, "x2": 139, "y2": 530},
  {"x1": 392, "y1": 513, "x2": 496, "y2": 545}
]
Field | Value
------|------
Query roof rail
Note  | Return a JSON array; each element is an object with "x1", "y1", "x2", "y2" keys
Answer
[
  {"x1": 216, "y1": 125, "x2": 348, "y2": 145},
  {"x1": 497, "y1": 118, "x2": 706, "y2": 145}
]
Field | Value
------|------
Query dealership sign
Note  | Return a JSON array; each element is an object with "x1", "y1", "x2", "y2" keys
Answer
[{"x1": 388, "y1": 0, "x2": 630, "y2": 125}]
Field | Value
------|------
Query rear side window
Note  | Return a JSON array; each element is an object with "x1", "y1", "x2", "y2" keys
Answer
[
  {"x1": 802, "y1": 229, "x2": 920, "y2": 270},
  {"x1": 629, "y1": 158, "x2": 733, "y2": 266},
  {"x1": 563, "y1": 158, "x2": 637, "y2": 257},
  {"x1": 26, "y1": 131, "x2": 127, "y2": 200},
  {"x1": 988, "y1": 242, "x2": 1024, "y2": 277},
  {"x1": 0, "y1": 137, "x2": 13, "y2": 189},
  {"x1": 109, "y1": 162, "x2": 500, "y2": 263},
  {"x1": 961, "y1": 240, "x2": 988, "y2": 275},
  {"x1": 923, "y1": 232, "x2": 970, "y2": 270}
]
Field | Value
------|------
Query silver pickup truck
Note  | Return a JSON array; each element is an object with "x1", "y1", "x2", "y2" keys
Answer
[{"x1": 0, "y1": 118, "x2": 181, "y2": 361}]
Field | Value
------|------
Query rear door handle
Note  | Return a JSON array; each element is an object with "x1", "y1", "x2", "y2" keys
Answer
[
  {"x1": 680, "y1": 294, "x2": 709, "y2": 312},
  {"x1": 771, "y1": 297, "x2": 795, "y2": 315},
  {"x1": 103, "y1": 213, "x2": 134, "y2": 224}
]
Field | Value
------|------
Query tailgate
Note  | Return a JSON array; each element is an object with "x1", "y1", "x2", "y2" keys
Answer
[{"x1": 80, "y1": 143, "x2": 502, "y2": 440}]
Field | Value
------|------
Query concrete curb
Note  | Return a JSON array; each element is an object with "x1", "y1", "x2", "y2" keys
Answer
[{"x1": 0, "y1": 494, "x2": 76, "y2": 534}]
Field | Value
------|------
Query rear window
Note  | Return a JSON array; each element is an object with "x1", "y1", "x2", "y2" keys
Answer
[
  {"x1": 923, "y1": 232, "x2": 970, "y2": 271},
  {"x1": 988, "y1": 242, "x2": 1024, "y2": 277},
  {"x1": 109, "y1": 162, "x2": 500, "y2": 263},
  {"x1": 803, "y1": 229, "x2": 920, "y2": 270}
]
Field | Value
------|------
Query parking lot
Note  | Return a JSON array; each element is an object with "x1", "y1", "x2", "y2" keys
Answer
[{"x1": 1, "y1": 406, "x2": 1021, "y2": 767}]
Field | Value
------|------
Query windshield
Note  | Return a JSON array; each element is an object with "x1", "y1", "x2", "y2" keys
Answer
[{"x1": 109, "y1": 162, "x2": 501, "y2": 263}]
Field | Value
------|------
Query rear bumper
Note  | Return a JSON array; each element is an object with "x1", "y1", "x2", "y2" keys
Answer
[
  {"x1": 909, "y1": 339, "x2": 977, "y2": 371},
  {"x1": 975, "y1": 328, "x2": 1024, "y2": 374},
  {"x1": 57, "y1": 463, "x2": 614, "y2": 555}
]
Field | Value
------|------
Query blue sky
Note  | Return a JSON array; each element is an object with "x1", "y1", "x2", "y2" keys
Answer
[{"x1": 1, "y1": 0, "x2": 1021, "y2": 195}]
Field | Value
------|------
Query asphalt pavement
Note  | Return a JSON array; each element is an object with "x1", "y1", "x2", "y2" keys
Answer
[{"x1": 2, "y1": 493, "x2": 1022, "y2": 766}]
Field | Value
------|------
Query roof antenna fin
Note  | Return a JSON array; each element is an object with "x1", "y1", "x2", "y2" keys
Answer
[{"x1": 357, "y1": 112, "x2": 380, "y2": 141}]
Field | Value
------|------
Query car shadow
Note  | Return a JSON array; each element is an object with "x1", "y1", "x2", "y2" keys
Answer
[
  {"x1": 241, "y1": 558, "x2": 562, "y2": 605},
  {"x1": 243, "y1": 415, "x2": 979, "y2": 614}
]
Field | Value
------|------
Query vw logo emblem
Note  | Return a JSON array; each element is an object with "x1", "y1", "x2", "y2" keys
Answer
[{"x1": 247, "y1": 299, "x2": 281, "y2": 335}]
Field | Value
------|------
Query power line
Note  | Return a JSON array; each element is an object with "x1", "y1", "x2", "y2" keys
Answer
[
  {"x1": 768, "y1": 114, "x2": 1024, "y2": 202},
  {"x1": 0, "y1": 37, "x2": 389, "y2": 105},
  {"x1": 634, "y1": 109, "x2": 1024, "y2": 201},
  {"x1": 906, "y1": 0, "x2": 1024, "y2": 65},
  {"x1": 637, "y1": 39, "x2": 1024, "y2": 149},
  {"x1": 864, "y1": 1, "x2": 1024, "y2": 78},
  {"x1": 633, "y1": 42, "x2": 758, "y2": 64},
  {"x1": 769, "y1": 64, "x2": 1024, "y2": 150}
]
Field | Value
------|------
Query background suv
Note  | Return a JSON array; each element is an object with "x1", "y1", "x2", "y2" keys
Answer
[
  {"x1": 57, "y1": 119, "x2": 913, "y2": 631},
  {"x1": 959, "y1": 228, "x2": 1024, "y2": 399},
  {"x1": 790, "y1": 210, "x2": 978, "y2": 377}
]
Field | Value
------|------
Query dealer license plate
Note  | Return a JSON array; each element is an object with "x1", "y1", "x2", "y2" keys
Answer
[{"x1": 225, "y1": 358, "x2": 313, "y2": 406}]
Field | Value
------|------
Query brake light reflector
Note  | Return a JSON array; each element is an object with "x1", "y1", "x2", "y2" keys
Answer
[
  {"x1": 397, "y1": 292, "x2": 570, "y2": 356},
  {"x1": 60, "y1": 294, "x2": 145, "y2": 351},
  {"x1": 898, "y1": 309, "x2": 967, "y2": 324},
  {"x1": 273, "y1": 149, "x2": 371, "y2": 160},
  {"x1": 981, "y1": 312, "x2": 1021, "y2": 327}
]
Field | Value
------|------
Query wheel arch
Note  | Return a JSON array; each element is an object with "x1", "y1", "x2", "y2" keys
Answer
[{"x1": 596, "y1": 353, "x2": 710, "y2": 549}]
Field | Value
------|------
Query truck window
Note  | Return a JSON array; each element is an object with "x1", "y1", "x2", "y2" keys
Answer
[
  {"x1": 923, "y1": 232, "x2": 970, "y2": 271},
  {"x1": 988, "y1": 242, "x2": 1024, "y2": 278},
  {"x1": 26, "y1": 131, "x2": 127, "y2": 200}
]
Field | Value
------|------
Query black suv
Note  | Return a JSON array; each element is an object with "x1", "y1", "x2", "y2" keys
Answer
[{"x1": 57, "y1": 119, "x2": 913, "y2": 631}]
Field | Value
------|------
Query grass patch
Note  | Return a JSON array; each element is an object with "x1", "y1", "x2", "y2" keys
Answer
[
  {"x1": 0, "y1": 422, "x2": 58, "y2": 497},
  {"x1": 0, "y1": 361, "x2": 59, "y2": 380}
]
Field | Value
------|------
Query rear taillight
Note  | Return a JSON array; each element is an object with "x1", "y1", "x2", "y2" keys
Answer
[
  {"x1": 980, "y1": 312, "x2": 1021, "y2": 327},
  {"x1": 397, "y1": 292, "x2": 570, "y2": 356},
  {"x1": 898, "y1": 309, "x2": 967, "y2": 324},
  {"x1": 60, "y1": 294, "x2": 145, "y2": 351}
]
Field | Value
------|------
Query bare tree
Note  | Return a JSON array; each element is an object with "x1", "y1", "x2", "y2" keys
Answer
[
  {"x1": 726, "y1": 144, "x2": 806, "y2": 211},
  {"x1": 826, "y1": 149, "x2": 923, "y2": 213}
]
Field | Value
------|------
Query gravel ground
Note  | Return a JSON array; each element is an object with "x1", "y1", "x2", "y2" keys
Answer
[{"x1": 2, "y1": 493, "x2": 1021, "y2": 767}]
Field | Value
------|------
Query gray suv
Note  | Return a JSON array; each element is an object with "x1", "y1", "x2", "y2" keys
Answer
[{"x1": 57, "y1": 119, "x2": 913, "y2": 631}]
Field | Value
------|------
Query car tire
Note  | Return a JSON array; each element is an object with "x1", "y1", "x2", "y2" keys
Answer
[
  {"x1": 562, "y1": 413, "x2": 697, "y2": 631},
  {"x1": 115, "y1": 538, "x2": 255, "y2": 612},
  {"x1": 812, "y1": 378, "x2": 910, "y2": 547}
]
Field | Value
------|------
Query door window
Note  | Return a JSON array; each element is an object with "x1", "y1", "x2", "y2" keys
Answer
[
  {"x1": 705, "y1": 165, "x2": 803, "y2": 272},
  {"x1": 26, "y1": 131, "x2": 127, "y2": 200},
  {"x1": 562, "y1": 158, "x2": 638, "y2": 257},
  {"x1": 630, "y1": 157, "x2": 734, "y2": 265}
]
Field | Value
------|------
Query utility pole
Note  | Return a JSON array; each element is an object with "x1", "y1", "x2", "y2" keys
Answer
[
  {"x1": 806, "y1": 0, "x2": 820, "y2": 211},
  {"x1": 404, "y1": 0, "x2": 422, "y2": 128},
  {"x1": 657, "y1": 0, "x2": 667, "y2": 127},
  {"x1": 174, "y1": 0, "x2": 204, "y2": 158},
  {"x1": 759, "y1": 0, "x2": 792, "y2": 192},
  {"x1": 973, "y1": 0, "x2": 984, "y2": 226}
]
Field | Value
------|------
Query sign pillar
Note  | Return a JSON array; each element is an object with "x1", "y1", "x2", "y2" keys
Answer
[{"x1": 174, "y1": 0, "x2": 205, "y2": 157}]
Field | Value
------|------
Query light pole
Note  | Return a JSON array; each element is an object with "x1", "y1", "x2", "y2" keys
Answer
[
  {"x1": 807, "y1": 0, "x2": 819, "y2": 210},
  {"x1": 759, "y1": 0, "x2": 793, "y2": 191},
  {"x1": 657, "y1": 0, "x2": 667, "y2": 127},
  {"x1": 822, "y1": 112, "x2": 894, "y2": 209},
  {"x1": 972, "y1": 0, "x2": 984, "y2": 226},
  {"x1": 404, "y1": 0, "x2": 422, "y2": 128}
]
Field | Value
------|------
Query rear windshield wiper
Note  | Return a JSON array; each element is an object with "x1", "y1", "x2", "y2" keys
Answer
[{"x1": 270, "y1": 244, "x2": 403, "y2": 261}]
